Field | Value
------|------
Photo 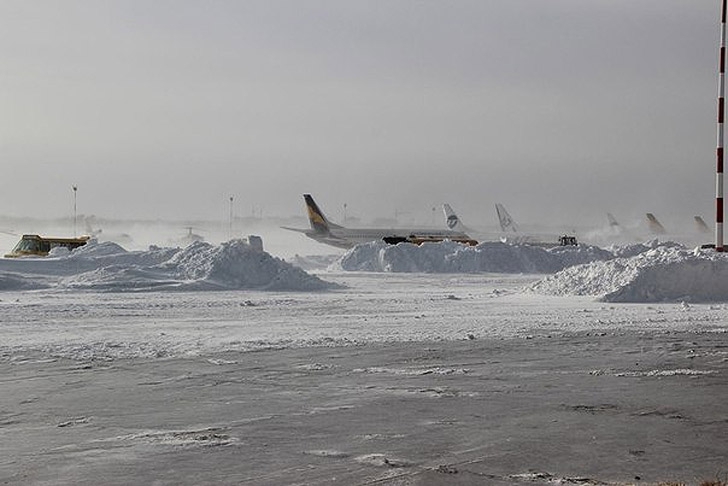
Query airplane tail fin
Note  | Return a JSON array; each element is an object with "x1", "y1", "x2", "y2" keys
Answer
[
  {"x1": 607, "y1": 213, "x2": 620, "y2": 228},
  {"x1": 646, "y1": 213, "x2": 667, "y2": 234},
  {"x1": 495, "y1": 203, "x2": 518, "y2": 233},
  {"x1": 694, "y1": 215, "x2": 711, "y2": 234},
  {"x1": 442, "y1": 203, "x2": 467, "y2": 232},
  {"x1": 303, "y1": 194, "x2": 342, "y2": 234}
]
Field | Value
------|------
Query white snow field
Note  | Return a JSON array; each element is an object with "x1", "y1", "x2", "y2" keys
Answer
[{"x1": 1, "y1": 239, "x2": 727, "y2": 485}]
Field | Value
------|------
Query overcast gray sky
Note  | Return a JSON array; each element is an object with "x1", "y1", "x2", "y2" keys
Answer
[{"x1": 0, "y1": 0, "x2": 719, "y2": 229}]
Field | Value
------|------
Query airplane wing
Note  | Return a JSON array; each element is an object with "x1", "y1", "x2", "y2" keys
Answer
[{"x1": 280, "y1": 226, "x2": 311, "y2": 234}]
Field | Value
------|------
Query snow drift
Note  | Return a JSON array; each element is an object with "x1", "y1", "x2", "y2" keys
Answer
[
  {"x1": 334, "y1": 240, "x2": 614, "y2": 274},
  {"x1": 0, "y1": 240, "x2": 335, "y2": 292},
  {"x1": 334, "y1": 239, "x2": 728, "y2": 303},
  {"x1": 530, "y1": 245, "x2": 728, "y2": 303}
]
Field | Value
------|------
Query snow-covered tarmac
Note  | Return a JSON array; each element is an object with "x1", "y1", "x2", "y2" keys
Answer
[{"x1": 1, "y1": 270, "x2": 727, "y2": 485}]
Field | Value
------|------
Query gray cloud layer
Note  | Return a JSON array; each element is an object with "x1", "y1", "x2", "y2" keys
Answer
[{"x1": 0, "y1": 1, "x2": 718, "y2": 230}]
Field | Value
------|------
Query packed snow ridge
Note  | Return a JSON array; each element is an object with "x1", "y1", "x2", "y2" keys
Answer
[
  {"x1": 4, "y1": 238, "x2": 728, "y2": 303},
  {"x1": 0, "y1": 240, "x2": 335, "y2": 292},
  {"x1": 334, "y1": 240, "x2": 614, "y2": 274},
  {"x1": 530, "y1": 244, "x2": 728, "y2": 303},
  {"x1": 335, "y1": 239, "x2": 728, "y2": 303}
]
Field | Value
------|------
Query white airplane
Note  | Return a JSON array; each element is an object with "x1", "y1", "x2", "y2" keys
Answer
[
  {"x1": 442, "y1": 203, "x2": 577, "y2": 246},
  {"x1": 283, "y1": 195, "x2": 475, "y2": 249},
  {"x1": 495, "y1": 203, "x2": 519, "y2": 233}
]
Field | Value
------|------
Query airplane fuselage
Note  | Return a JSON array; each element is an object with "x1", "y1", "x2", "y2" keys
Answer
[{"x1": 309, "y1": 227, "x2": 472, "y2": 249}]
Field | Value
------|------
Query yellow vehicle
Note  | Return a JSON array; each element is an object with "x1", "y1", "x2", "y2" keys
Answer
[{"x1": 4, "y1": 234, "x2": 90, "y2": 258}]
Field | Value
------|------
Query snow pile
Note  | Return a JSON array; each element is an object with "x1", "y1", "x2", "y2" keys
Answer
[
  {"x1": 607, "y1": 239, "x2": 684, "y2": 259},
  {"x1": 288, "y1": 253, "x2": 342, "y2": 271},
  {"x1": 160, "y1": 240, "x2": 333, "y2": 290},
  {"x1": 0, "y1": 272, "x2": 51, "y2": 291},
  {"x1": 2, "y1": 240, "x2": 335, "y2": 292},
  {"x1": 530, "y1": 246, "x2": 728, "y2": 302},
  {"x1": 334, "y1": 240, "x2": 613, "y2": 274}
]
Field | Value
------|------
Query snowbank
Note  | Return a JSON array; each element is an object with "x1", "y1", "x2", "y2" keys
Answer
[
  {"x1": 288, "y1": 253, "x2": 342, "y2": 271},
  {"x1": 334, "y1": 240, "x2": 614, "y2": 274},
  {"x1": 0, "y1": 272, "x2": 51, "y2": 291},
  {"x1": 606, "y1": 239, "x2": 684, "y2": 259},
  {"x1": 335, "y1": 239, "x2": 728, "y2": 303},
  {"x1": 160, "y1": 240, "x2": 333, "y2": 291},
  {"x1": 1, "y1": 240, "x2": 336, "y2": 292},
  {"x1": 530, "y1": 245, "x2": 728, "y2": 303}
]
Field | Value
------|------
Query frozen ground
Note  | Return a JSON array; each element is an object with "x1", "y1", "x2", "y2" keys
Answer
[{"x1": 1, "y1": 269, "x2": 727, "y2": 485}]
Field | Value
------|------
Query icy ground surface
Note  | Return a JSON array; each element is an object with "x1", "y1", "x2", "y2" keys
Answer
[
  {"x1": 1, "y1": 272, "x2": 727, "y2": 485},
  {"x1": 2, "y1": 272, "x2": 727, "y2": 361}
]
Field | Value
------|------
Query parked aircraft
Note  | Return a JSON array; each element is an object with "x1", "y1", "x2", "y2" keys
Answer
[
  {"x1": 694, "y1": 216, "x2": 710, "y2": 234},
  {"x1": 646, "y1": 213, "x2": 667, "y2": 235},
  {"x1": 283, "y1": 195, "x2": 475, "y2": 249},
  {"x1": 82, "y1": 216, "x2": 134, "y2": 247},
  {"x1": 640, "y1": 212, "x2": 714, "y2": 246},
  {"x1": 495, "y1": 203, "x2": 519, "y2": 233},
  {"x1": 443, "y1": 203, "x2": 475, "y2": 234},
  {"x1": 442, "y1": 203, "x2": 577, "y2": 247},
  {"x1": 584, "y1": 212, "x2": 712, "y2": 247},
  {"x1": 607, "y1": 213, "x2": 621, "y2": 231}
]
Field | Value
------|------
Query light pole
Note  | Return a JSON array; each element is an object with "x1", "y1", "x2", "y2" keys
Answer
[
  {"x1": 229, "y1": 196, "x2": 234, "y2": 240},
  {"x1": 72, "y1": 185, "x2": 78, "y2": 237}
]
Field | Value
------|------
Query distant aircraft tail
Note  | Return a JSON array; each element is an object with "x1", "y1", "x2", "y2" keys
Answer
[
  {"x1": 495, "y1": 203, "x2": 518, "y2": 233},
  {"x1": 694, "y1": 215, "x2": 710, "y2": 234},
  {"x1": 607, "y1": 213, "x2": 620, "y2": 229},
  {"x1": 646, "y1": 213, "x2": 667, "y2": 235},
  {"x1": 442, "y1": 203, "x2": 469, "y2": 233},
  {"x1": 303, "y1": 194, "x2": 343, "y2": 234}
]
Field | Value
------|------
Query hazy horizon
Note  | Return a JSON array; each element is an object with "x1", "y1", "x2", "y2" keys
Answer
[{"x1": 0, "y1": 1, "x2": 719, "y2": 230}]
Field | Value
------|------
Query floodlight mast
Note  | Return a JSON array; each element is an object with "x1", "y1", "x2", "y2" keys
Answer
[
  {"x1": 717, "y1": 0, "x2": 727, "y2": 251},
  {"x1": 72, "y1": 185, "x2": 78, "y2": 237},
  {"x1": 229, "y1": 196, "x2": 234, "y2": 240}
]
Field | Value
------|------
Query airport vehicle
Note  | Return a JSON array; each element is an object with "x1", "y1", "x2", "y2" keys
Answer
[
  {"x1": 4, "y1": 234, "x2": 90, "y2": 258},
  {"x1": 282, "y1": 195, "x2": 474, "y2": 249}
]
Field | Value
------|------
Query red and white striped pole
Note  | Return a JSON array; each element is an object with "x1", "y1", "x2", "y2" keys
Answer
[{"x1": 717, "y1": 0, "x2": 727, "y2": 251}]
